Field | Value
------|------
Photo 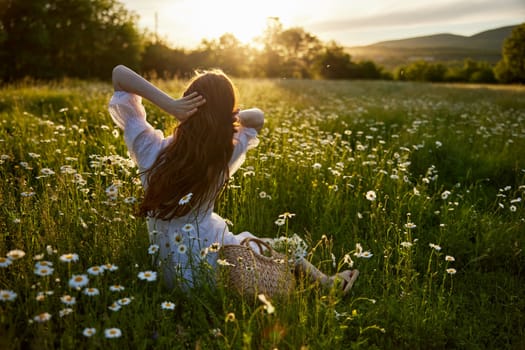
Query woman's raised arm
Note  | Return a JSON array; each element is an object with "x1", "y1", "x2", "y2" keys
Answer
[{"x1": 112, "y1": 65, "x2": 205, "y2": 121}]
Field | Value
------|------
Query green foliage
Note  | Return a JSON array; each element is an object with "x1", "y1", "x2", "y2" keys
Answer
[
  {"x1": 0, "y1": 0, "x2": 143, "y2": 81},
  {"x1": 495, "y1": 22, "x2": 525, "y2": 83},
  {"x1": 0, "y1": 80, "x2": 524, "y2": 349}
]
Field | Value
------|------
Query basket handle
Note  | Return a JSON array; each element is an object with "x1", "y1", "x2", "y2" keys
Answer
[{"x1": 239, "y1": 238, "x2": 274, "y2": 256}]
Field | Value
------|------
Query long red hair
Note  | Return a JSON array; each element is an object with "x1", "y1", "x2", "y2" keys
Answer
[{"x1": 139, "y1": 70, "x2": 239, "y2": 219}]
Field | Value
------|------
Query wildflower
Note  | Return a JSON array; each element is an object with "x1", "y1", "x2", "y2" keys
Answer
[
  {"x1": 60, "y1": 253, "x2": 79, "y2": 263},
  {"x1": 177, "y1": 244, "x2": 187, "y2": 255},
  {"x1": 105, "y1": 184, "x2": 119, "y2": 198},
  {"x1": 182, "y1": 223, "x2": 194, "y2": 233},
  {"x1": 178, "y1": 193, "x2": 193, "y2": 205},
  {"x1": 343, "y1": 254, "x2": 354, "y2": 268},
  {"x1": 138, "y1": 271, "x2": 157, "y2": 282},
  {"x1": 124, "y1": 196, "x2": 137, "y2": 204},
  {"x1": 274, "y1": 218, "x2": 286, "y2": 226},
  {"x1": 33, "y1": 312, "x2": 52, "y2": 323},
  {"x1": 200, "y1": 248, "x2": 209, "y2": 259},
  {"x1": 0, "y1": 257, "x2": 13, "y2": 268},
  {"x1": 108, "y1": 302, "x2": 121, "y2": 312},
  {"x1": 312, "y1": 163, "x2": 322, "y2": 170},
  {"x1": 109, "y1": 284, "x2": 125, "y2": 292},
  {"x1": 174, "y1": 233, "x2": 183, "y2": 245},
  {"x1": 429, "y1": 243, "x2": 442, "y2": 251},
  {"x1": 87, "y1": 266, "x2": 104, "y2": 276},
  {"x1": 83, "y1": 288, "x2": 100, "y2": 296},
  {"x1": 102, "y1": 263, "x2": 118, "y2": 272},
  {"x1": 35, "y1": 260, "x2": 53, "y2": 268},
  {"x1": 34, "y1": 266, "x2": 54, "y2": 277},
  {"x1": 404, "y1": 222, "x2": 417, "y2": 229},
  {"x1": 148, "y1": 244, "x2": 159, "y2": 255},
  {"x1": 68, "y1": 274, "x2": 89, "y2": 289},
  {"x1": 446, "y1": 268, "x2": 457, "y2": 275},
  {"x1": 59, "y1": 308, "x2": 74, "y2": 317},
  {"x1": 208, "y1": 242, "x2": 220, "y2": 252},
  {"x1": 225, "y1": 312, "x2": 236, "y2": 322},
  {"x1": 40, "y1": 168, "x2": 55, "y2": 176},
  {"x1": 279, "y1": 212, "x2": 295, "y2": 219},
  {"x1": 360, "y1": 251, "x2": 373, "y2": 258},
  {"x1": 7, "y1": 249, "x2": 25, "y2": 260},
  {"x1": 161, "y1": 301, "x2": 175, "y2": 310},
  {"x1": 117, "y1": 297, "x2": 132, "y2": 306},
  {"x1": 259, "y1": 191, "x2": 267, "y2": 198},
  {"x1": 0, "y1": 290, "x2": 17, "y2": 302},
  {"x1": 104, "y1": 328, "x2": 122, "y2": 338},
  {"x1": 354, "y1": 243, "x2": 363, "y2": 257},
  {"x1": 83, "y1": 328, "x2": 96, "y2": 337},
  {"x1": 400, "y1": 241, "x2": 413, "y2": 248},
  {"x1": 510, "y1": 205, "x2": 517, "y2": 212},
  {"x1": 211, "y1": 328, "x2": 222, "y2": 337},
  {"x1": 217, "y1": 259, "x2": 235, "y2": 267},
  {"x1": 60, "y1": 295, "x2": 76, "y2": 306},
  {"x1": 445, "y1": 255, "x2": 455, "y2": 262},
  {"x1": 257, "y1": 294, "x2": 275, "y2": 314},
  {"x1": 365, "y1": 190, "x2": 377, "y2": 201},
  {"x1": 441, "y1": 190, "x2": 451, "y2": 200}
]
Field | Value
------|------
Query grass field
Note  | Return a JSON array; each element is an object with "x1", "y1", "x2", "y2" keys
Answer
[{"x1": 0, "y1": 79, "x2": 524, "y2": 349}]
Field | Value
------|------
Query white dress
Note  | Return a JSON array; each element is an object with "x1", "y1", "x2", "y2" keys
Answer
[{"x1": 108, "y1": 91, "x2": 260, "y2": 287}]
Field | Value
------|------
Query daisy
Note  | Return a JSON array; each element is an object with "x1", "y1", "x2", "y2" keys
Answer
[
  {"x1": 279, "y1": 212, "x2": 296, "y2": 219},
  {"x1": 83, "y1": 328, "x2": 96, "y2": 337},
  {"x1": 360, "y1": 251, "x2": 374, "y2": 258},
  {"x1": 173, "y1": 233, "x2": 183, "y2": 245},
  {"x1": 400, "y1": 241, "x2": 413, "y2": 248},
  {"x1": 446, "y1": 268, "x2": 457, "y2": 275},
  {"x1": 34, "y1": 266, "x2": 54, "y2": 276},
  {"x1": 161, "y1": 301, "x2": 175, "y2": 310},
  {"x1": 124, "y1": 196, "x2": 137, "y2": 204},
  {"x1": 225, "y1": 312, "x2": 236, "y2": 322},
  {"x1": 445, "y1": 255, "x2": 455, "y2": 262},
  {"x1": 104, "y1": 328, "x2": 122, "y2": 338},
  {"x1": 6, "y1": 249, "x2": 25, "y2": 260},
  {"x1": 148, "y1": 244, "x2": 159, "y2": 255},
  {"x1": 68, "y1": 274, "x2": 89, "y2": 289},
  {"x1": 59, "y1": 308, "x2": 74, "y2": 317},
  {"x1": 177, "y1": 244, "x2": 187, "y2": 255},
  {"x1": 208, "y1": 242, "x2": 220, "y2": 252},
  {"x1": 60, "y1": 253, "x2": 79, "y2": 263},
  {"x1": 83, "y1": 287, "x2": 100, "y2": 296},
  {"x1": 101, "y1": 263, "x2": 118, "y2": 272},
  {"x1": 429, "y1": 243, "x2": 442, "y2": 251},
  {"x1": 117, "y1": 297, "x2": 132, "y2": 306},
  {"x1": 35, "y1": 260, "x2": 53, "y2": 268},
  {"x1": 108, "y1": 302, "x2": 121, "y2": 312},
  {"x1": 60, "y1": 295, "x2": 76, "y2": 306},
  {"x1": 138, "y1": 271, "x2": 157, "y2": 282},
  {"x1": 178, "y1": 193, "x2": 193, "y2": 205},
  {"x1": 0, "y1": 290, "x2": 17, "y2": 302},
  {"x1": 274, "y1": 218, "x2": 286, "y2": 226},
  {"x1": 181, "y1": 223, "x2": 194, "y2": 233},
  {"x1": 365, "y1": 190, "x2": 377, "y2": 201},
  {"x1": 87, "y1": 266, "x2": 104, "y2": 276},
  {"x1": 257, "y1": 294, "x2": 275, "y2": 314},
  {"x1": 33, "y1": 312, "x2": 52, "y2": 323},
  {"x1": 404, "y1": 222, "x2": 417, "y2": 229},
  {"x1": 0, "y1": 257, "x2": 13, "y2": 268},
  {"x1": 109, "y1": 284, "x2": 125, "y2": 292},
  {"x1": 40, "y1": 168, "x2": 55, "y2": 176}
]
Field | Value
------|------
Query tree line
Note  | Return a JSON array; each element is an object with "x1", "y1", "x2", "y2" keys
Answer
[{"x1": 1, "y1": 0, "x2": 524, "y2": 83}]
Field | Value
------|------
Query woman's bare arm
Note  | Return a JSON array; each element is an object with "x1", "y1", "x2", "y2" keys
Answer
[
  {"x1": 239, "y1": 108, "x2": 264, "y2": 132},
  {"x1": 112, "y1": 65, "x2": 205, "y2": 121}
]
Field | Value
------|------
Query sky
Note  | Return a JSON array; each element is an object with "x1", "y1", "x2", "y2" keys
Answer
[{"x1": 121, "y1": 0, "x2": 525, "y2": 48}]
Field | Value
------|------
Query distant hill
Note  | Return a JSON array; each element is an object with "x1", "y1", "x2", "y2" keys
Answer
[{"x1": 346, "y1": 25, "x2": 518, "y2": 70}]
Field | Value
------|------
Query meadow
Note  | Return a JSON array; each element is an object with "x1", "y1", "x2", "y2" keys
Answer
[{"x1": 0, "y1": 78, "x2": 524, "y2": 349}]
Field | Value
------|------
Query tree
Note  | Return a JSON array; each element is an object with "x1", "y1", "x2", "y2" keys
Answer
[
  {"x1": 495, "y1": 23, "x2": 525, "y2": 83},
  {"x1": 0, "y1": 0, "x2": 143, "y2": 81}
]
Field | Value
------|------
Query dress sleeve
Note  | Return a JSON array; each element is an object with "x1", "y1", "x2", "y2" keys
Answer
[
  {"x1": 108, "y1": 91, "x2": 165, "y2": 171},
  {"x1": 228, "y1": 126, "x2": 260, "y2": 175}
]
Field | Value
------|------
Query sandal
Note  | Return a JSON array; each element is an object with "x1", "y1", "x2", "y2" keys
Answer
[{"x1": 331, "y1": 269, "x2": 359, "y2": 294}]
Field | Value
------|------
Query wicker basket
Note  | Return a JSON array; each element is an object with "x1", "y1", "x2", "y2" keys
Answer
[{"x1": 218, "y1": 238, "x2": 295, "y2": 298}]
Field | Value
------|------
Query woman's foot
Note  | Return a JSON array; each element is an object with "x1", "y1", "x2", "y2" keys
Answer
[{"x1": 329, "y1": 269, "x2": 359, "y2": 294}]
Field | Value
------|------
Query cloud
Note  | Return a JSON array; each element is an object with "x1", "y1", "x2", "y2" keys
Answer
[{"x1": 307, "y1": 0, "x2": 525, "y2": 32}]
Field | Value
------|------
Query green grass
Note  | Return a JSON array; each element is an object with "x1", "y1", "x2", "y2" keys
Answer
[{"x1": 0, "y1": 79, "x2": 524, "y2": 349}]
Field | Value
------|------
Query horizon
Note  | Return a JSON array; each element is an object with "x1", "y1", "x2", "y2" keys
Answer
[{"x1": 121, "y1": 0, "x2": 524, "y2": 48}]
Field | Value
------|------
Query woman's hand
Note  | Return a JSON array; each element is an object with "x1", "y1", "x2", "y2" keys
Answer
[{"x1": 169, "y1": 92, "x2": 206, "y2": 121}]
